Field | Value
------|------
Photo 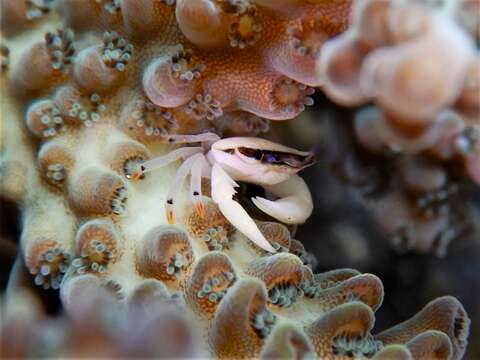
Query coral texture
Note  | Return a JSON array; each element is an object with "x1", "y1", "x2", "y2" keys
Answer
[{"x1": 0, "y1": 0, "x2": 474, "y2": 358}]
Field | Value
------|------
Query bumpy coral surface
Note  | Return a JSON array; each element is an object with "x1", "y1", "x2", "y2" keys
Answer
[{"x1": 0, "y1": 0, "x2": 473, "y2": 358}]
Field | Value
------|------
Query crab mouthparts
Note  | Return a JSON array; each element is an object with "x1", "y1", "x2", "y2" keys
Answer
[{"x1": 237, "y1": 147, "x2": 315, "y2": 168}]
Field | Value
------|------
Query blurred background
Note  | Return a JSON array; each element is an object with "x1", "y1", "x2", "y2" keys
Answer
[
  {"x1": 273, "y1": 93, "x2": 480, "y2": 359},
  {"x1": 1, "y1": 92, "x2": 479, "y2": 358}
]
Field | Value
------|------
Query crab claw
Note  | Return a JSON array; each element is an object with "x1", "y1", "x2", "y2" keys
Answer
[
  {"x1": 211, "y1": 163, "x2": 276, "y2": 253},
  {"x1": 207, "y1": 137, "x2": 314, "y2": 228},
  {"x1": 251, "y1": 174, "x2": 313, "y2": 224}
]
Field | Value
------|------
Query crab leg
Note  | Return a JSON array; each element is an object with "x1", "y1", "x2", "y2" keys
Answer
[
  {"x1": 167, "y1": 132, "x2": 220, "y2": 147},
  {"x1": 189, "y1": 154, "x2": 211, "y2": 218},
  {"x1": 164, "y1": 154, "x2": 203, "y2": 224},
  {"x1": 129, "y1": 146, "x2": 203, "y2": 180},
  {"x1": 251, "y1": 174, "x2": 313, "y2": 224},
  {"x1": 211, "y1": 163, "x2": 277, "y2": 253}
]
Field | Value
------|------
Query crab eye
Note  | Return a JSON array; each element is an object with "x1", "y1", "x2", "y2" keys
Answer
[{"x1": 264, "y1": 154, "x2": 277, "y2": 163}]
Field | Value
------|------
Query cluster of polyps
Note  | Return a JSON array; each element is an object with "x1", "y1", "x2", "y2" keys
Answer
[
  {"x1": 346, "y1": 107, "x2": 476, "y2": 256},
  {"x1": 0, "y1": 0, "x2": 473, "y2": 358},
  {"x1": 316, "y1": 0, "x2": 479, "y2": 255},
  {"x1": 2, "y1": 264, "x2": 471, "y2": 359},
  {"x1": 318, "y1": 0, "x2": 479, "y2": 183}
]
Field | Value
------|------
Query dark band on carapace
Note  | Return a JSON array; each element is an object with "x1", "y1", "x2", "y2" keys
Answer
[{"x1": 235, "y1": 147, "x2": 315, "y2": 168}]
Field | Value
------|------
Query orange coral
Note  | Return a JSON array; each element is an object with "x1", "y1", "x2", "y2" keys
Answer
[{"x1": 8, "y1": 0, "x2": 352, "y2": 129}]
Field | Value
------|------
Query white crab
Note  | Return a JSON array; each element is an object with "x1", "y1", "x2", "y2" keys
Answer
[{"x1": 130, "y1": 133, "x2": 315, "y2": 252}]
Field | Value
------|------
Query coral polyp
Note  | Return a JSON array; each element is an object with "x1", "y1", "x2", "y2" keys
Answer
[
  {"x1": 271, "y1": 77, "x2": 315, "y2": 115},
  {"x1": 186, "y1": 200, "x2": 234, "y2": 251},
  {"x1": 26, "y1": 99, "x2": 65, "y2": 138},
  {"x1": 72, "y1": 220, "x2": 121, "y2": 274},
  {"x1": 26, "y1": 239, "x2": 71, "y2": 289},
  {"x1": 0, "y1": 0, "x2": 474, "y2": 358}
]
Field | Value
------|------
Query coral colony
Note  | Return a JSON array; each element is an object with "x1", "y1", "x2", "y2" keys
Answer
[{"x1": 0, "y1": 0, "x2": 475, "y2": 358}]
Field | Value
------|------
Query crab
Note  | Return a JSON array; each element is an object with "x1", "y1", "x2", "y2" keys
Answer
[{"x1": 130, "y1": 133, "x2": 315, "y2": 252}]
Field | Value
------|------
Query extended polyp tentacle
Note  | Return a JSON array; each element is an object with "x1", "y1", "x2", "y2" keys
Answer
[
  {"x1": 129, "y1": 147, "x2": 203, "y2": 180},
  {"x1": 190, "y1": 154, "x2": 212, "y2": 219},
  {"x1": 211, "y1": 163, "x2": 276, "y2": 253},
  {"x1": 252, "y1": 174, "x2": 313, "y2": 224},
  {"x1": 165, "y1": 154, "x2": 203, "y2": 224}
]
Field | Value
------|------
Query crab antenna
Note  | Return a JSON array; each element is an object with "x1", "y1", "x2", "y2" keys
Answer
[{"x1": 167, "y1": 132, "x2": 220, "y2": 145}]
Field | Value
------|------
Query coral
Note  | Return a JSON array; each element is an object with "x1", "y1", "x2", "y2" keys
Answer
[
  {"x1": 318, "y1": 0, "x2": 480, "y2": 255},
  {"x1": 0, "y1": 0, "x2": 474, "y2": 358},
  {"x1": 2, "y1": 262, "x2": 472, "y2": 359}
]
